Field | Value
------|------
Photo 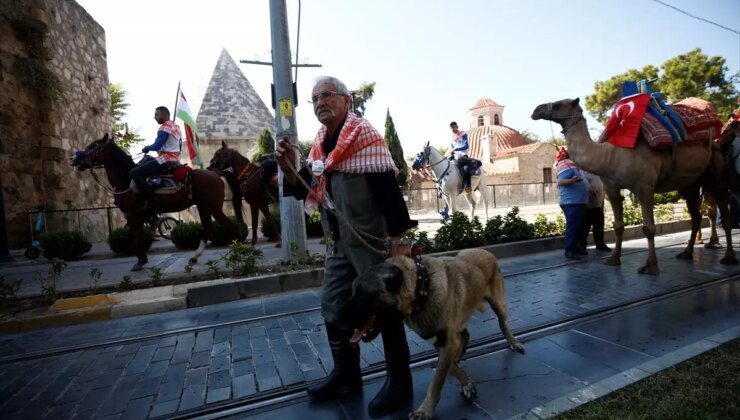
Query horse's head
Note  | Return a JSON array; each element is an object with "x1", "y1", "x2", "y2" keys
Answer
[
  {"x1": 531, "y1": 98, "x2": 583, "y2": 123},
  {"x1": 71, "y1": 133, "x2": 113, "y2": 171},
  {"x1": 411, "y1": 141, "x2": 432, "y2": 170},
  {"x1": 207, "y1": 141, "x2": 236, "y2": 174}
]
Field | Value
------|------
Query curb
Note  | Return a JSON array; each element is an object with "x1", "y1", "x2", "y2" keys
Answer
[{"x1": 0, "y1": 219, "x2": 706, "y2": 335}]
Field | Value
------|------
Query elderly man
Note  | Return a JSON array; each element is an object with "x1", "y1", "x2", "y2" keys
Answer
[{"x1": 275, "y1": 76, "x2": 416, "y2": 415}]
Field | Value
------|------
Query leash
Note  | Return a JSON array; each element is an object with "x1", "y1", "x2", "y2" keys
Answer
[{"x1": 284, "y1": 144, "x2": 391, "y2": 257}]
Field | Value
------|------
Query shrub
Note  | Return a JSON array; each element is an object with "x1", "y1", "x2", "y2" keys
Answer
[
  {"x1": 261, "y1": 208, "x2": 324, "y2": 240},
  {"x1": 483, "y1": 215, "x2": 504, "y2": 244},
  {"x1": 655, "y1": 203, "x2": 674, "y2": 222},
  {"x1": 171, "y1": 222, "x2": 203, "y2": 250},
  {"x1": 40, "y1": 230, "x2": 92, "y2": 260},
  {"x1": 212, "y1": 217, "x2": 247, "y2": 247},
  {"x1": 623, "y1": 204, "x2": 643, "y2": 226},
  {"x1": 534, "y1": 213, "x2": 566, "y2": 238},
  {"x1": 108, "y1": 226, "x2": 153, "y2": 255},
  {"x1": 654, "y1": 191, "x2": 681, "y2": 205},
  {"x1": 500, "y1": 207, "x2": 535, "y2": 242},
  {"x1": 223, "y1": 241, "x2": 264, "y2": 276},
  {"x1": 433, "y1": 212, "x2": 484, "y2": 252},
  {"x1": 404, "y1": 227, "x2": 434, "y2": 252}
]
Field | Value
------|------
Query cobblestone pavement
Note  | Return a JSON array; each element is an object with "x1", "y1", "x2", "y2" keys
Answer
[{"x1": 0, "y1": 229, "x2": 737, "y2": 419}]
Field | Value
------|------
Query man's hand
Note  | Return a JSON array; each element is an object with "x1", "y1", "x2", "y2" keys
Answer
[
  {"x1": 275, "y1": 136, "x2": 297, "y2": 184},
  {"x1": 390, "y1": 236, "x2": 411, "y2": 257},
  {"x1": 141, "y1": 146, "x2": 150, "y2": 154}
]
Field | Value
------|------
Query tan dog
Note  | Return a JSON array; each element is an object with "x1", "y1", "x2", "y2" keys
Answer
[{"x1": 345, "y1": 248, "x2": 524, "y2": 419}]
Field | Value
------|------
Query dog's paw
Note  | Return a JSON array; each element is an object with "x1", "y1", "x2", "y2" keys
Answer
[
  {"x1": 461, "y1": 381, "x2": 477, "y2": 401},
  {"x1": 509, "y1": 341, "x2": 525, "y2": 353},
  {"x1": 409, "y1": 409, "x2": 432, "y2": 420}
]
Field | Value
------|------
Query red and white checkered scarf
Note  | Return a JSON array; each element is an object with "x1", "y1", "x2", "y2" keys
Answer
[{"x1": 305, "y1": 113, "x2": 397, "y2": 214}]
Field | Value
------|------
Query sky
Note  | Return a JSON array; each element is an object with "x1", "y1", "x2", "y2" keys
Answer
[{"x1": 76, "y1": 0, "x2": 740, "y2": 156}]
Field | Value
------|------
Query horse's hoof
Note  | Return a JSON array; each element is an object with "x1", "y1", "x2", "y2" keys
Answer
[
  {"x1": 720, "y1": 255, "x2": 739, "y2": 265},
  {"x1": 704, "y1": 242, "x2": 722, "y2": 249},
  {"x1": 638, "y1": 264, "x2": 659, "y2": 275},
  {"x1": 676, "y1": 251, "x2": 693, "y2": 259},
  {"x1": 131, "y1": 263, "x2": 143, "y2": 272},
  {"x1": 188, "y1": 257, "x2": 197, "y2": 265},
  {"x1": 604, "y1": 257, "x2": 621, "y2": 266}
]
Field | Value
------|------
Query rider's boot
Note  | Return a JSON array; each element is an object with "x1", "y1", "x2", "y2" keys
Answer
[
  {"x1": 464, "y1": 174, "x2": 472, "y2": 193},
  {"x1": 137, "y1": 186, "x2": 157, "y2": 217},
  {"x1": 307, "y1": 322, "x2": 363, "y2": 400}
]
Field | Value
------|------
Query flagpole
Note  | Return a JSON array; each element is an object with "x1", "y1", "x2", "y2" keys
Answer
[{"x1": 172, "y1": 81, "x2": 181, "y2": 122}]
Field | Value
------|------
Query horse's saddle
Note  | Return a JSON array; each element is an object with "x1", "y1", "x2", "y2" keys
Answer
[
  {"x1": 454, "y1": 156, "x2": 482, "y2": 176},
  {"x1": 131, "y1": 162, "x2": 192, "y2": 195}
]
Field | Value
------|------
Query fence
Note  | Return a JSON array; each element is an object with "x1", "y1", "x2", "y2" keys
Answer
[{"x1": 403, "y1": 182, "x2": 559, "y2": 214}]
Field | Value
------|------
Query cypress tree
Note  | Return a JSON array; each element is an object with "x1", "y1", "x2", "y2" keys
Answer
[
  {"x1": 384, "y1": 109, "x2": 408, "y2": 187},
  {"x1": 253, "y1": 128, "x2": 275, "y2": 162}
]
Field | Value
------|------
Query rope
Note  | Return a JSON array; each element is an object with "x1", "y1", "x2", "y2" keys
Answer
[
  {"x1": 284, "y1": 144, "x2": 390, "y2": 257},
  {"x1": 90, "y1": 168, "x2": 132, "y2": 195}
]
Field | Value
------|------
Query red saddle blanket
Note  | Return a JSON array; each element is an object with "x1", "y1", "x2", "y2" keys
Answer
[
  {"x1": 600, "y1": 97, "x2": 724, "y2": 149},
  {"x1": 172, "y1": 165, "x2": 192, "y2": 182}
]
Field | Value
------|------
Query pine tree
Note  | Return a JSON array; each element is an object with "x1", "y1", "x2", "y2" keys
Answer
[
  {"x1": 252, "y1": 128, "x2": 275, "y2": 162},
  {"x1": 384, "y1": 109, "x2": 408, "y2": 187}
]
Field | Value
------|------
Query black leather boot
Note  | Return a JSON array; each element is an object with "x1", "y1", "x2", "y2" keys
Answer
[
  {"x1": 308, "y1": 322, "x2": 363, "y2": 400},
  {"x1": 368, "y1": 315, "x2": 413, "y2": 416}
]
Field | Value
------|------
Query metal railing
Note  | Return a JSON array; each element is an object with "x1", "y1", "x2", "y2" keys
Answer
[{"x1": 403, "y1": 182, "x2": 559, "y2": 214}]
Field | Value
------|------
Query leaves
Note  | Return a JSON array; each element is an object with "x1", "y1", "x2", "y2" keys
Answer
[
  {"x1": 351, "y1": 81, "x2": 376, "y2": 117},
  {"x1": 252, "y1": 128, "x2": 275, "y2": 162},
  {"x1": 584, "y1": 49, "x2": 739, "y2": 124},
  {"x1": 384, "y1": 109, "x2": 409, "y2": 186}
]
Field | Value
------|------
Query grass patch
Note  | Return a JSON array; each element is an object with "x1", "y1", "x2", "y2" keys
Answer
[{"x1": 555, "y1": 338, "x2": 740, "y2": 419}]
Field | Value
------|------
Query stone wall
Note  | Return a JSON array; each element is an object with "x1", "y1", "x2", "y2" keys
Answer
[{"x1": 0, "y1": 0, "x2": 117, "y2": 248}]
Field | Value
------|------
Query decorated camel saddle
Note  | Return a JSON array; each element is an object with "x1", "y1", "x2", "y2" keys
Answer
[{"x1": 599, "y1": 80, "x2": 724, "y2": 149}]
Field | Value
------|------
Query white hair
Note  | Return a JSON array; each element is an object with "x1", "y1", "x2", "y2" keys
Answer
[{"x1": 313, "y1": 76, "x2": 350, "y2": 95}]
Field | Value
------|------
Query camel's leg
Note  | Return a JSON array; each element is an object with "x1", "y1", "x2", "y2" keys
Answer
[
  {"x1": 261, "y1": 205, "x2": 281, "y2": 247},
  {"x1": 713, "y1": 192, "x2": 738, "y2": 264},
  {"x1": 250, "y1": 205, "x2": 259, "y2": 246},
  {"x1": 130, "y1": 215, "x2": 148, "y2": 271},
  {"x1": 634, "y1": 188, "x2": 659, "y2": 275},
  {"x1": 604, "y1": 186, "x2": 624, "y2": 266},
  {"x1": 704, "y1": 194, "x2": 722, "y2": 248},
  {"x1": 677, "y1": 187, "x2": 702, "y2": 261}
]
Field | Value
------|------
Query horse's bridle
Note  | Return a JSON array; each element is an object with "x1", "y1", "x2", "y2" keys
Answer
[
  {"x1": 75, "y1": 141, "x2": 133, "y2": 195},
  {"x1": 418, "y1": 146, "x2": 452, "y2": 185}
]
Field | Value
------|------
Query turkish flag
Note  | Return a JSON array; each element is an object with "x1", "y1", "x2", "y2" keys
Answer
[{"x1": 604, "y1": 93, "x2": 650, "y2": 148}]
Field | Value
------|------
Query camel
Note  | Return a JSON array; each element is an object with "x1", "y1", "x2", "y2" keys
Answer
[{"x1": 531, "y1": 98, "x2": 737, "y2": 275}]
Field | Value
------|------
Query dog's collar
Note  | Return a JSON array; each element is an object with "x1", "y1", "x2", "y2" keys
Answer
[{"x1": 411, "y1": 255, "x2": 430, "y2": 314}]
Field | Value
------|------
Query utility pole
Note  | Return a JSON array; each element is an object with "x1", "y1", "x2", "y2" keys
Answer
[{"x1": 269, "y1": 0, "x2": 307, "y2": 258}]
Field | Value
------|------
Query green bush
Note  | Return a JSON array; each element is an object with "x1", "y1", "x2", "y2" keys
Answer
[
  {"x1": 223, "y1": 241, "x2": 263, "y2": 276},
  {"x1": 433, "y1": 212, "x2": 484, "y2": 252},
  {"x1": 500, "y1": 207, "x2": 535, "y2": 242},
  {"x1": 404, "y1": 227, "x2": 434, "y2": 252},
  {"x1": 212, "y1": 217, "x2": 247, "y2": 247},
  {"x1": 534, "y1": 213, "x2": 566, "y2": 238},
  {"x1": 261, "y1": 208, "x2": 324, "y2": 240},
  {"x1": 655, "y1": 204, "x2": 675, "y2": 222},
  {"x1": 654, "y1": 191, "x2": 681, "y2": 205},
  {"x1": 171, "y1": 222, "x2": 203, "y2": 250},
  {"x1": 623, "y1": 204, "x2": 643, "y2": 226},
  {"x1": 40, "y1": 230, "x2": 92, "y2": 260},
  {"x1": 483, "y1": 215, "x2": 504, "y2": 244},
  {"x1": 107, "y1": 226, "x2": 153, "y2": 255}
]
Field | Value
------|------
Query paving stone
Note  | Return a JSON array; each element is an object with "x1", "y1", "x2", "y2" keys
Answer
[
  {"x1": 120, "y1": 395, "x2": 152, "y2": 420},
  {"x1": 144, "y1": 360, "x2": 170, "y2": 379},
  {"x1": 155, "y1": 376, "x2": 184, "y2": 403},
  {"x1": 184, "y1": 367, "x2": 208, "y2": 387},
  {"x1": 285, "y1": 330, "x2": 305, "y2": 344},
  {"x1": 193, "y1": 331, "x2": 214, "y2": 353},
  {"x1": 76, "y1": 385, "x2": 112, "y2": 413},
  {"x1": 171, "y1": 346, "x2": 193, "y2": 365},
  {"x1": 232, "y1": 345, "x2": 252, "y2": 362},
  {"x1": 208, "y1": 369, "x2": 232, "y2": 389},
  {"x1": 151, "y1": 346, "x2": 175, "y2": 362},
  {"x1": 178, "y1": 385, "x2": 206, "y2": 411},
  {"x1": 210, "y1": 340, "x2": 231, "y2": 357},
  {"x1": 149, "y1": 399, "x2": 180, "y2": 417},
  {"x1": 163, "y1": 362, "x2": 187, "y2": 384},
  {"x1": 158, "y1": 336, "x2": 177, "y2": 347},
  {"x1": 209, "y1": 354, "x2": 230, "y2": 374},
  {"x1": 131, "y1": 376, "x2": 162, "y2": 399},
  {"x1": 248, "y1": 326, "x2": 266, "y2": 339},
  {"x1": 214, "y1": 327, "x2": 231, "y2": 344},
  {"x1": 267, "y1": 327, "x2": 284, "y2": 340},
  {"x1": 233, "y1": 333, "x2": 250, "y2": 348},
  {"x1": 206, "y1": 386, "x2": 231, "y2": 404},
  {"x1": 232, "y1": 374, "x2": 257, "y2": 398},
  {"x1": 250, "y1": 336, "x2": 269, "y2": 351},
  {"x1": 189, "y1": 350, "x2": 211, "y2": 369},
  {"x1": 255, "y1": 363, "x2": 281, "y2": 391}
]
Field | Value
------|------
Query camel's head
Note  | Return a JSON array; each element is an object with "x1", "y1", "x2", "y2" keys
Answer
[{"x1": 531, "y1": 98, "x2": 583, "y2": 123}]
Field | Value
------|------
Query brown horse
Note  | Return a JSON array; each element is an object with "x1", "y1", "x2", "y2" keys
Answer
[
  {"x1": 207, "y1": 142, "x2": 281, "y2": 246},
  {"x1": 72, "y1": 134, "x2": 239, "y2": 271}
]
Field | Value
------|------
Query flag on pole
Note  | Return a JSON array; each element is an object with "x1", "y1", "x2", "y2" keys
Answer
[{"x1": 175, "y1": 89, "x2": 204, "y2": 168}]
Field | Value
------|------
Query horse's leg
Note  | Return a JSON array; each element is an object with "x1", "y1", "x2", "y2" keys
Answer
[
  {"x1": 130, "y1": 215, "x2": 148, "y2": 271},
  {"x1": 478, "y1": 180, "x2": 489, "y2": 220},
  {"x1": 249, "y1": 204, "x2": 259, "y2": 245},
  {"x1": 464, "y1": 188, "x2": 476, "y2": 219},
  {"x1": 190, "y1": 203, "x2": 211, "y2": 264},
  {"x1": 261, "y1": 205, "x2": 282, "y2": 247},
  {"x1": 604, "y1": 184, "x2": 624, "y2": 266}
]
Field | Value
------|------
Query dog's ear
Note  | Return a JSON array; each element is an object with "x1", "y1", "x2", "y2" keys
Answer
[{"x1": 384, "y1": 265, "x2": 404, "y2": 293}]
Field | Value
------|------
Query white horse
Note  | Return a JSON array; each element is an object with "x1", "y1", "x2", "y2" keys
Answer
[{"x1": 411, "y1": 142, "x2": 489, "y2": 220}]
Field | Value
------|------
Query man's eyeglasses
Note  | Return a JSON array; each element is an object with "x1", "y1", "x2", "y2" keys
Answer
[{"x1": 310, "y1": 90, "x2": 342, "y2": 104}]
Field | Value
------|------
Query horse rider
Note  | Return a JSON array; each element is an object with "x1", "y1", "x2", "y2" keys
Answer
[
  {"x1": 130, "y1": 106, "x2": 182, "y2": 216},
  {"x1": 450, "y1": 121, "x2": 473, "y2": 192}
]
